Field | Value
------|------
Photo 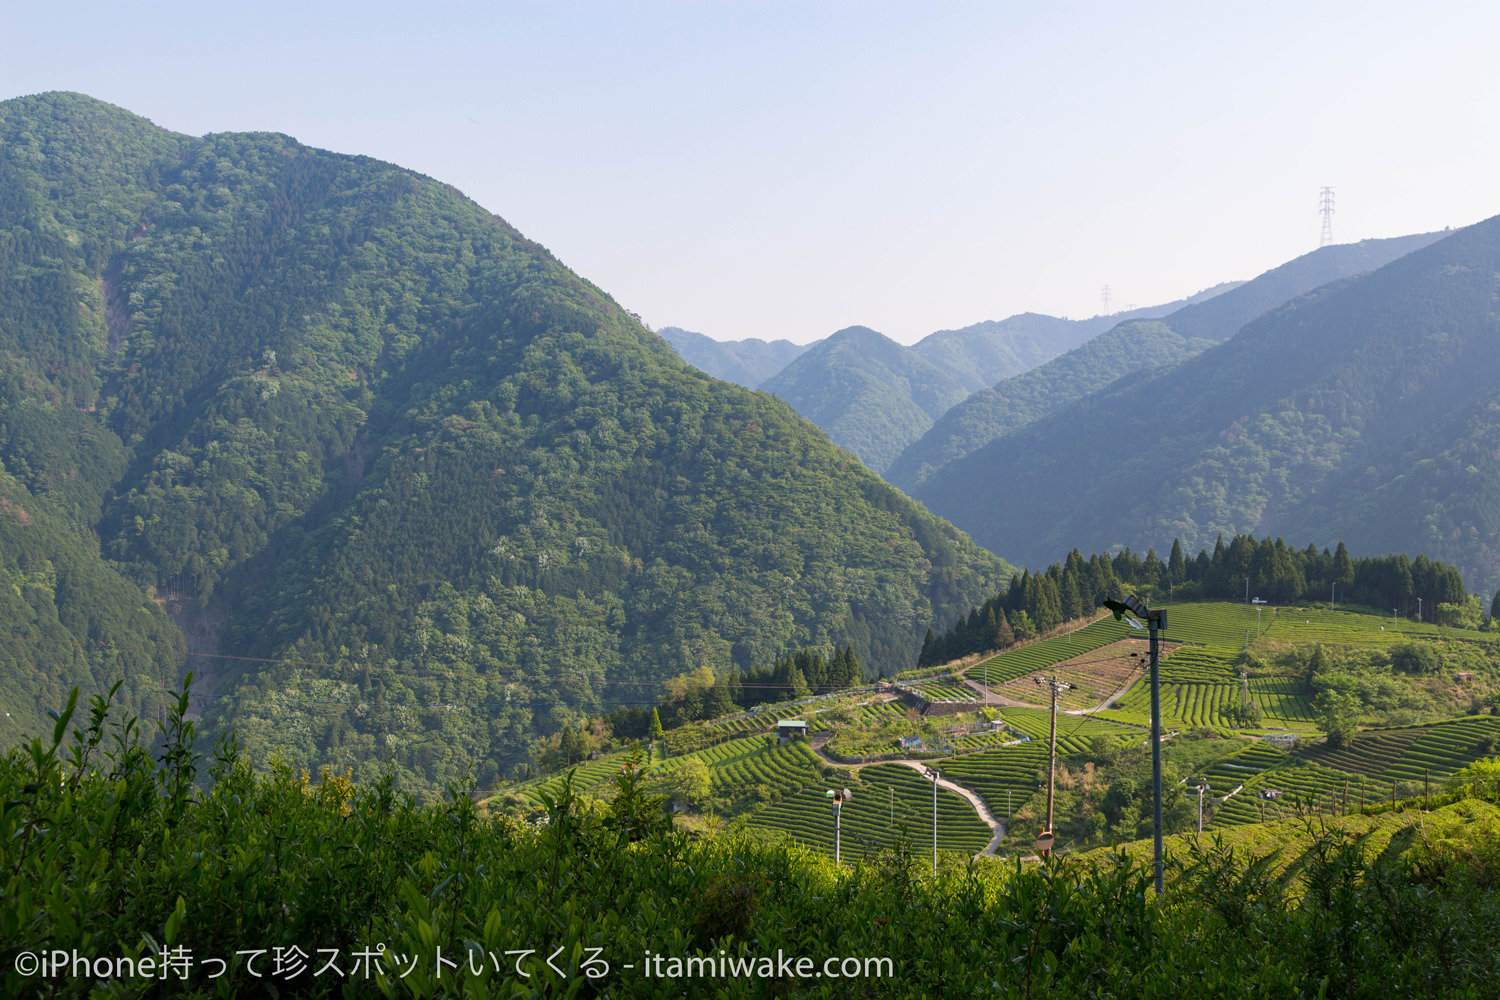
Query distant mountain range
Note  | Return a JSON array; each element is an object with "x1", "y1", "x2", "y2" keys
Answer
[
  {"x1": 915, "y1": 216, "x2": 1500, "y2": 594},
  {"x1": 665, "y1": 286, "x2": 1241, "y2": 473},
  {"x1": 655, "y1": 327, "x2": 813, "y2": 389},
  {"x1": 888, "y1": 233, "x2": 1447, "y2": 491}
]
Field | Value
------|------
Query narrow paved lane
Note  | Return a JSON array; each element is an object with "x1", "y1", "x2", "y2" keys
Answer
[{"x1": 811, "y1": 742, "x2": 1006, "y2": 856}]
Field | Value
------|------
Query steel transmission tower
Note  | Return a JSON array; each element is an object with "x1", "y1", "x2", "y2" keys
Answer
[
  {"x1": 1319, "y1": 187, "x2": 1335, "y2": 247},
  {"x1": 1101, "y1": 285, "x2": 1112, "y2": 314}
]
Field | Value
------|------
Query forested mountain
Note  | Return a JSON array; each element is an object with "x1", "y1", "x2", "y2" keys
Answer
[
  {"x1": 656, "y1": 326, "x2": 813, "y2": 389},
  {"x1": 889, "y1": 234, "x2": 1445, "y2": 491},
  {"x1": 0, "y1": 92, "x2": 1012, "y2": 791},
  {"x1": 915, "y1": 216, "x2": 1500, "y2": 594},
  {"x1": 756, "y1": 288, "x2": 1241, "y2": 474},
  {"x1": 759, "y1": 326, "x2": 976, "y2": 474}
]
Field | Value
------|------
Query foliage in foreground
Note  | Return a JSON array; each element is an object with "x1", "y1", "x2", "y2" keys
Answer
[{"x1": 4, "y1": 684, "x2": 1500, "y2": 998}]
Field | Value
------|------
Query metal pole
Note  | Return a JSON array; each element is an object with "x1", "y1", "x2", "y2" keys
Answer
[
  {"x1": 1149, "y1": 609, "x2": 1164, "y2": 895},
  {"x1": 1046, "y1": 677, "x2": 1058, "y2": 849},
  {"x1": 1245, "y1": 577, "x2": 1249, "y2": 604},
  {"x1": 889, "y1": 787, "x2": 893, "y2": 827},
  {"x1": 932, "y1": 770, "x2": 938, "y2": 876},
  {"x1": 1197, "y1": 784, "x2": 1205, "y2": 833},
  {"x1": 835, "y1": 802, "x2": 841, "y2": 865}
]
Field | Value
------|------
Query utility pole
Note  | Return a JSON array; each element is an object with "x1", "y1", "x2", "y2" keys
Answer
[
  {"x1": 1197, "y1": 782, "x2": 1208, "y2": 833},
  {"x1": 1245, "y1": 577, "x2": 1250, "y2": 604},
  {"x1": 1034, "y1": 675, "x2": 1072, "y2": 858},
  {"x1": 1319, "y1": 187, "x2": 1335, "y2": 247}
]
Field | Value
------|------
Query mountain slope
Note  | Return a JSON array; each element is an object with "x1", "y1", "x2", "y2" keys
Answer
[
  {"x1": 0, "y1": 92, "x2": 1012, "y2": 790},
  {"x1": 890, "y1": 234, "x2": 1446, "y2": 491},
  {"x1": 756, "y1": 287, "x2": 1242, "y2": 474},
  {"x1": 657, "y1": 326, "x2": 813, "y2": 389},
  {"x1": 760, "y1": 326, "x2": 978, "y2": 473},
  {"x1": 915, "y1": 218, "x2": 1500, "y2": 592}
]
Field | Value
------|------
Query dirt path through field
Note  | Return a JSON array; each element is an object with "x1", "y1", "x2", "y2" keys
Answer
[
  {"x1": 894, "y1": 760, "x2": 1007, "y2": 856},
  {"x1": 810, "y1": 743, "x2": 1006, "y2": 856}
]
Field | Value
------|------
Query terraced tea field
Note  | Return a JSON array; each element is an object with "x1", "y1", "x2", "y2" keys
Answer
[
  {"x1": 1246, "y1": 677, "x2": 1319, "y2": 727},
  {"x1": 505, "y1": 752, "x2": 636, "y2": 806},
  {"x1": 1103, "y1": 681, "x2": 1253, "y2": 729},
  {"x1": 988, "y1": 639, "x2": 1152, "y2": 710},
  {"x1": 746, "y1": 762, "x2": 991, "y2": 858},
  {"x1": 704, "y1": 738, "x2": 823, "y2": 799},
  {"x1": 1208, "y1": 758, "x2": 1361, "y2": 826},
  {"x1": 1291, "y1": 726, "x2": 1426, "y2": 777},
  {"x1": 1157, "y1": 646, "x2": 1240, "y2": 683},
  {"x1": 859, "y1": 699, "x2": 912, "y2": 722},
  {"x1": 963, "y1": 616, "x2": 1138, "y2": 689},
  {"x1": 934, "y1": 742, "x2": 1051, "y2": 820},
  {"x1": 1264, "y1": 606, "x2": 1496, "y2": 646},
  {"x1": 709, "y1": 714, "x2": 773, "y2": 735},
  {"x1": 1201, "y1": 741, "x2": 1288, "y2": 787},
  {"x1": 993, "y1": 707, "x2": 1145, "y2": 752},
  {"x1": 911, "y1": 679, "x2": 981, "y2": 702},
  {"x1": 1155, "y1": 602, "x2": 1263, "y2": 647},
  {"x1": 1376, "y1": 716, "x2": 1500, "y2": 782},
  {"x1": 1207, "y1": 716, "x2": 1500, "y2": 829}
]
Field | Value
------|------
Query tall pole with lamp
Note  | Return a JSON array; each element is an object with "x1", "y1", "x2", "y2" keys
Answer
[
  {"x1": 1105, "y1": 595, "x2": 1167, "y2": 894},
  {"x1": 825, "y1": 788, "x2": 853, "y2": 866}
]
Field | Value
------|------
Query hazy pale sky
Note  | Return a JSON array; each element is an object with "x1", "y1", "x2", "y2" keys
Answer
[{"x1": 5, "y1": 1, "x2": 1498, "y2": 344}]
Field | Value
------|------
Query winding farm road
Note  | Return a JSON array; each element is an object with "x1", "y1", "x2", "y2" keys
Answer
[{"x1": 811, "y1": 742, "x2": 1006, "y2": 857}]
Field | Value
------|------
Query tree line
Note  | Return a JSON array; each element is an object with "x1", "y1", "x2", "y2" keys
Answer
[{"x1": 920, "y1": 534, "x2": 1472, "y2": 667}]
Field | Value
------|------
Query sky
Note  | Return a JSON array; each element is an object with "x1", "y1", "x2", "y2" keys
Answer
[{"x1": 4, "y1": 1, "x2": 1499, "y2": 345}]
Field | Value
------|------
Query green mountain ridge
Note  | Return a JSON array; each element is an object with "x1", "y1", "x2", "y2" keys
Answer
[
  {"x1": 889, "y1": 233, "x2": 1447, "y2": 491},
  {"x1": 701, "y1": 289, "x2": 1243, "y2": 474},
  {"x1": 916, "y1": 215, "x2": 1500, "y2": 595},
  {"x1": 759, "y1": 325, "x2": 975, "y2": 474},
  {"x1": 656, "y1": 325, "x2": 814, "y2": 389},
  {"x1": 0, "y1": 92, "x2": 1011, "y2": 790}
]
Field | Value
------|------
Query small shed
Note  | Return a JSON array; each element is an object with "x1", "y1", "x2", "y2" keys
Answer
[{"x1": 777, "y1": 720, "x2": 808, "y2": 744}]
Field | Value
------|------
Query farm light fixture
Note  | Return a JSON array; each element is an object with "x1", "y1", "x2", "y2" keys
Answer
[
  {"x1": 825, "y1": 788, "x2": 853, "y2": 865},
  {"x1": 1104, "y1": 595, "x2": 1168, "y2": 894}
]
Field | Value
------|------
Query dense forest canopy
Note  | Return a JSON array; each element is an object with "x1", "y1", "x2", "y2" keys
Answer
[{"x1": 0, "y1": 92, "x2": 1011, "y2": 791}]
